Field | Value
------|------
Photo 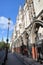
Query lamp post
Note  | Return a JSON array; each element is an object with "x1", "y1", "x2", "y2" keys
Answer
[
  {"x1": 6, "y1": 18, "x2": 10, "y2": 44},
  {"x1": 5, "y1": 18, "x2": 10, "y2": 61},
  {"x1": 6, "y1": 18, "x2": 10, "y2": 58},
  {"x1": 2, "y1": 18, "x2": 10, "y2": 65}
]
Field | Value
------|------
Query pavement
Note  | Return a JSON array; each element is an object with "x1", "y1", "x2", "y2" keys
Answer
[
  {"x1": 14, "y1": 53, "x2": 43, "y2": 65},
  {"x1": 5, "y1": 52, "x2": 43, "y2": 65},
  {"x1": 6, "y1": 53, "x2": 25, "y2": 65},
  {"x1": 0, "y1": 50, "x2": 5, "y2": 65},
  {"x1": 0, "y1": 51, "x2": 43, "y2": 65}
]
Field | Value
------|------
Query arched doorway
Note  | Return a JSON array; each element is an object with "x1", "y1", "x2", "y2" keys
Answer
[
  {"x1": 20, "y1": 33, "x2": 29, "y2": 56},
  {"x1": 31, "y1": 20, "x2": 43, "y2": 60}
]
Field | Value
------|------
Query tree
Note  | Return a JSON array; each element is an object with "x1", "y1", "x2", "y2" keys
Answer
[{"x1": 0, "y1": 41, "x2": 10, "y2": 50}]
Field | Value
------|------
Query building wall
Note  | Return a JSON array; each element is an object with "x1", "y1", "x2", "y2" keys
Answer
[
  {"x1": 11, "y1": 0, "x2": 43, "y2": 54},
  {"x1": 23, "y1": 3, "x2": 31, "y2": 28},
  {"x1": 38, "y1": 26, "x2": 43, "y2": 40},
  {"x1": 33, "y1": 0, "x2": 43, "y2": 16}
]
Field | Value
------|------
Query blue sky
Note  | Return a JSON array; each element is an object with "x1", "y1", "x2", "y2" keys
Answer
[{"x1": 0, "y1": 0, "x2": 25, "y2": 42}]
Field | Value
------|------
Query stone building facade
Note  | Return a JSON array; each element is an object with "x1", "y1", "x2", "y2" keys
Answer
[{"x1": 11, "y1": 0, "x2": 43, "y2": 60}]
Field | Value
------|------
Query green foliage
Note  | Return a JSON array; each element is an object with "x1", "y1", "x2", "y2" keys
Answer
[{"x1": 0, "y1": 41, "x2": 10, "y2": 50}]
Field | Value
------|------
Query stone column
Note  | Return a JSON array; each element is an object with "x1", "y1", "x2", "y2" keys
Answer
[{"x1": 30, "y1": 24, "x2": 38, "y2": 60}]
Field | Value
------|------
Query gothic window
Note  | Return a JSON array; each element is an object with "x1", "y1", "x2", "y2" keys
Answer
[
  {"x1": 41, "y1": 15, "x2": 43, "y2": 20},
  {"x1": 38, "y1": 33, "x2": 41, "y2": 39},
  {"x1": 38, "y1": 0, "x2": 40, "y2": 2},
  {"x1": 19, "y1": 24, "x2": 22, "y2": 29}
]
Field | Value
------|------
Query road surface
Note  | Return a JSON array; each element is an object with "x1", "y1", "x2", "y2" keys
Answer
[
  {"x1": 0, "y1": 51, "x2": 43, "y2": 65},
  {"x1": 6, "y1": 53, "x2": 25, "y2": 65},
  {"x1": 0, "y1": 50, "x2": 5, "y2": 65}
]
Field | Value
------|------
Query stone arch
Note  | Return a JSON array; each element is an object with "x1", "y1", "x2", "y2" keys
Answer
[
  {"x1": 28, "y1": 20, "x2": 43, "y2": 59},
  {"x1": 32, "y1": 20, "x2": 43, "y2": 29},
  {"x1": 21, "y1": 31, "x2": 29, "y2": 45},
  {"x1": 29, "y1": 20, "x2": 43, "y2": 44}
]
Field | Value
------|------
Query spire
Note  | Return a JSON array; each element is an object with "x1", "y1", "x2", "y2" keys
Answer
[
  {"x1": 26, "y1": 0, "x2": 29, "y2": 3},
  {"x1": 19, "y1": 5, "x2": 22, "y2": 11},
  {"x1": 18, "y1": 5, "x2": 23, "y2": 16}
]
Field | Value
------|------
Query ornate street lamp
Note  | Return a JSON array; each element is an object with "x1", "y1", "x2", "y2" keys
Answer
[
  {"x1": 2, "y1": 18, "x2": 10, "y2": 65},
  {"x1": 6, "y1": 18, "x2": 10, "y2": 58},
  {"x1": 6, "y1": 18, "x2": 10, "y2": 44}
]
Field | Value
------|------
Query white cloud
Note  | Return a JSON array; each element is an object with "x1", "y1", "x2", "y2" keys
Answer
[
  {"x1": 0, "y1": 16, "x2": 14, "y2": 31},
  {"x1": 0, "y1": 16, "x2": 14, "y2": 42}
]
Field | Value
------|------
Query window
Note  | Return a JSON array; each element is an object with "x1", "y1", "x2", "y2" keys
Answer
[
  {"x1": 19, "y1": 24, "x2": 22, "y2": 29},
  {"x1": 38, "y1": 0, "x2": 40, "y2": 2},
  {"x1": 41, "y1": 15, "x2": 43, "y2": 20}
]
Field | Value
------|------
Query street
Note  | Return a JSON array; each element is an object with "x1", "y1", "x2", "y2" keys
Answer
[
  {"x1": 0, "y1": 50, "x2": 5, "y2": 65},
  {"x1": 0, "y1": 50, "x2": 43, "y2": 65},
  {"x1": 6, "y1": 53, "x2": 25, "y2": 65}
]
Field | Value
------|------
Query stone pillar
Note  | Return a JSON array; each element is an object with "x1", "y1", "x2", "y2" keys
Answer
[
  {"x1": 30, "y1": 24, "x2": 38, "y2": 60},
  {"x1": 32, "y1": 44, "x2": 38, "y2": 60},
  {"x1": 22, "y1": 32, "x2": 29, "y2": 46},
  {"x1": 17, "y1": 39, "x2": 21, "y2": 53}
]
